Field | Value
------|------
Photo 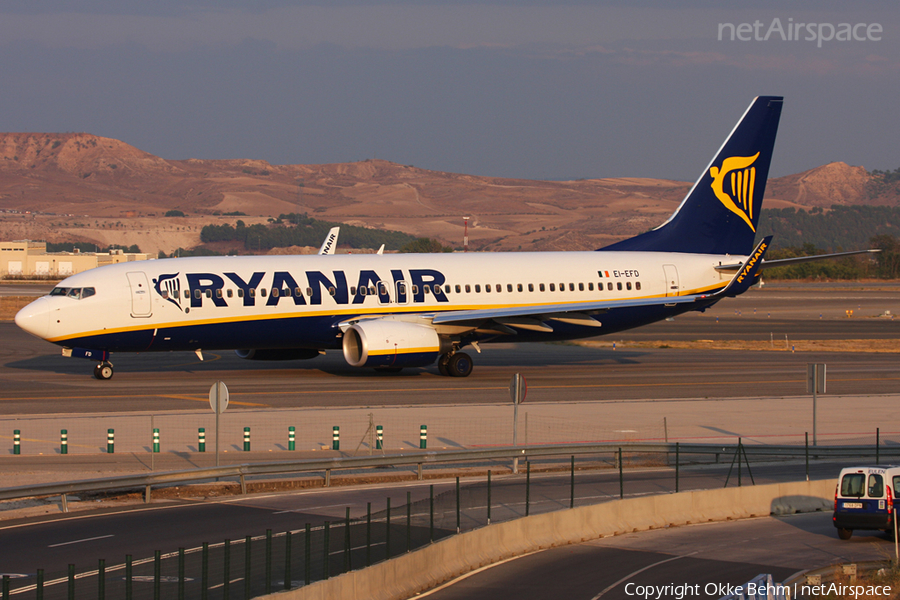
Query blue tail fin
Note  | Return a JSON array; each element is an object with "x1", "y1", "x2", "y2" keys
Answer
[{"x1": 601, "y1": 96, "x2": 783, "y2": 256}]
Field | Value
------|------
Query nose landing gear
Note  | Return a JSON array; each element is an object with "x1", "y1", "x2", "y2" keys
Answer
[{"x1": 93, "y1": 362, "x2": 114, "y2": 380}]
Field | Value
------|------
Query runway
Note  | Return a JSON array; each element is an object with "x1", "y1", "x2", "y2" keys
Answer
[{"x1": 3, "y1": 280, "x2": 900, "y2": 414}]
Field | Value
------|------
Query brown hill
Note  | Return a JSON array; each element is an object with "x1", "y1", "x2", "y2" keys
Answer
[
  {"x1": 0, "y1": 133, "x2": 894, "y2": 254},
  {"x1": 764, "y1": 161, "x2": 873, "y2": 207}
]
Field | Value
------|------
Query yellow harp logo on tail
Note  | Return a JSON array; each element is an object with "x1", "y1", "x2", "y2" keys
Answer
[{"x1": 709, "y1": 152, "x2": 760, "y2": 232}]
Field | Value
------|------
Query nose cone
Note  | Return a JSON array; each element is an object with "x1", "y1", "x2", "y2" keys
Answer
[{"x1": 15, "y1": 297, "x2": 51, "y2": 340}]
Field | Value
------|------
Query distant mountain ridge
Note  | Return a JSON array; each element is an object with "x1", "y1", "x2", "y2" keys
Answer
[{"x1": 0, "y1": 132, "x2": 897, "y2": 253}]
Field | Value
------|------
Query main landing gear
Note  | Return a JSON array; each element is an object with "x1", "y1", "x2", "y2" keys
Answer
[
  {"x1": 93, "y1": 362, "x2": 114, "y2": 380},
  {"x1": 438, "y1": 352, "x2": 473, "y2": 377}
]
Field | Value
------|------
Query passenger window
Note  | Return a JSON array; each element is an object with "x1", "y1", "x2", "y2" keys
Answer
[
  {"x1": 869, "y1": 474, "x2": 884, "y2": 497},
  {"x1": 617, "y1": 282, "x2": 623, "y2": 291},
  {"x1": 485, "y1": 284, "x2": 491, "y2": 293},
  {"x1": 359, "y1": 286, "x2": 367, "y2": 296},
  {"x1": 588, "y1": 283, "x2": 594, "y2": 291},
  {"x1": 559, "y1": 283, "x2": 565, "y2": 291},
  {"x1": 517, "y1": 284, "x2": 523, "y2": 292},
  {"x1": 329, "y1": 287, "x2": 336, "y2": 296},
  {"x1": 216, "y1": 289, "x2": 223, "y2": 298},
  {"x1": 465, "y1": 284, "x2": 470, "y2": 293},
  {"x1": 249, "y1": 288, "x2": 256, "y2": 297},
  {"x1": 260, "y1": 288, "x2": 267, "y2": 297},
  {"x1": 475, "y1": 285, "x2": 481, "y2": 293},
  {"x1": 496, "y1": 284, "x2": 501, "y2": 292},
  {"x1": 380, "y1": 283, "x2": 388, "y2": 295},
  {"x1": 539, "y1": 283, "x2": 545, "y2": 292},
  {"x1": 549, "y1": 283, "x2": 556, "y2": 292},
  {"x1": 184, "y1": 290, "x2": 190, "y2": 299},
  {"x1": 306, "y1": 287, "x2": 313, "y2": 297},
  {"x1": 528, "y1": 283, "x2": 534, "y2": 292},
  {"x1": 411, "y1": 285, "x2": 419, "y2": 295},
  {"x1": 271, "y1": 288, "x2": 279, "y2": 298},
  {"x1": 569, "y1": 283, "x2": 575, "y2": 291},
  {"x1": 507, "y1": 284, "x2": 513, "y2": 292},
  {"x1": 369, "y1": 286, "x2": 376, "y2": 295},
  {"x1": 424, "y1": 285, "x2": 432, "y2": 294},
  {"x1": 238, "y1": 289, "x2": 244, "y2": 298},
  {"x1": 350, "y1": 286, "x2": 357, "y2": 295},
  {"x1": 227, "y1": 289, "x2": 234, "y2": 298},
  {"x1": 607, "y1": 282, "x2": 613, "y2": 291},
  {"x1": 626, "y1": 282, "x2": 632, "y2": 291},
  {"x1": 434, "y1": 284, "x2": 442, "y2": 294},
  {"x1": 456, "y1": 285, "x2": 462, "y2": 293},
  {"x1": 579, "y1": 283, "x2": 584, "y2": 291},
  {"x1": 161, "y1": 290, "x2": 169, "y2": 299},
  {"x1": 194, "y1": 289, "x2": 201, "y2": 299},
  {"x1": 636, "y1": 282, "x2": 641, "y2": 291}
]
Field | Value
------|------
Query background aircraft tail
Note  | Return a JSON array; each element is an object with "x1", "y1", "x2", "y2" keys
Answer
[{"x1": 602, "y1": 96, "x2": 783, "y2": 256}]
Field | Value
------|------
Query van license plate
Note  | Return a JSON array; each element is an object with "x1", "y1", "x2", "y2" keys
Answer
[{"x1": 843, "y1": 502, "x2": 863, "y2": 509}]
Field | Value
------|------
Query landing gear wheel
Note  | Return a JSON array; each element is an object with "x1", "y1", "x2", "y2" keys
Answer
[
  {"x1": 93, "y1": 362, "x2": 114, "y2": 380},
  {"x1": 437, "y1": 353, "x2": 451, "y2": 376},
  {"x1": 447, "y1": 352, "x2": 473, "y2": 377},
  {"x1": 837, "y1": 527, "x2": 852, "y2": 540}
]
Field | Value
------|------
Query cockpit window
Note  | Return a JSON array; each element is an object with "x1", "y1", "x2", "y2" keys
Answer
[{"x1": 50, "y1": 287, "x2": 95, "y2": 300}]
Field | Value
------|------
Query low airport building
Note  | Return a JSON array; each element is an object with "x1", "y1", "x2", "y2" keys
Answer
[{"x1": 1, "y1": 240, "x2": 153, "y2": 279}]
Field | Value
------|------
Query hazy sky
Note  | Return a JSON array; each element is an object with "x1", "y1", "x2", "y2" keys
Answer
[{"x1": 1, "y1": 1, "x2": 897, "y2": 180}]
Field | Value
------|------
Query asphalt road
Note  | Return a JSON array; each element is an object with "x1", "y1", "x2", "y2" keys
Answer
[
  {"x1": 420, "y1": 511, "x2": 887, "y2": 600},
  {"x1": 0, "y1": 460, "x2": 872, "y2": 598}
]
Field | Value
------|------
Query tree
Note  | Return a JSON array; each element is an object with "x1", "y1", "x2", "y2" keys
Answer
[{"x1": 400, "y1": 238, "x2": 453, "y2": 253}]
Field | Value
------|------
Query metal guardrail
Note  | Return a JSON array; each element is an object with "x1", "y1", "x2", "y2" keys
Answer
[{"x1": 2, "y1": 441, "x2": 898, "y2": 504}]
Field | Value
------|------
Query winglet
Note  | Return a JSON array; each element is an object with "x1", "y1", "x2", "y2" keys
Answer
[{"x1": 713, "y1": 235, "x2": 772, "y2": 298}]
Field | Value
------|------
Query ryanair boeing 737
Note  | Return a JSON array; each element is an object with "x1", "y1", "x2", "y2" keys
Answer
[{"x1": 14, "y1": 96, "x2": 873, "y2": 379}]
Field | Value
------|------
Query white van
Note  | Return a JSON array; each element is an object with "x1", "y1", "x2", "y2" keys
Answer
[{"x1": 833, "y1": 466, "x2": 900, "y2": 540}]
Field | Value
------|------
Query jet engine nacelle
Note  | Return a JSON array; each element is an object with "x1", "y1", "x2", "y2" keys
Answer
[
  {"x1": 342, "y1": 320, "x2": 444, "y2": 368},
  {"x1": 235, "y1": 348, "x2": 321, "y2": 361}
]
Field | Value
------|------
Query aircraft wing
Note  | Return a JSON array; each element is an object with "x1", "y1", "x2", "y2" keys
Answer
[
  {"x1": 430, "y1": 294, "x2": 703, "y2": 327},
  {"x1": 431, "y1": 236, "x2": 772, "y2": 330}
]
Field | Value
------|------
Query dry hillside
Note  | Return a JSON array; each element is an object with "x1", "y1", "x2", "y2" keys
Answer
[{"x1": 0, "y1": 133, "x2": 893, "y2": 254}]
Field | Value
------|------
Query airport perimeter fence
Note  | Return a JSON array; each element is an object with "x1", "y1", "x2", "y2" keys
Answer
[{"x1": 4, "y1": 439, "x2": 900, "y2": 600}]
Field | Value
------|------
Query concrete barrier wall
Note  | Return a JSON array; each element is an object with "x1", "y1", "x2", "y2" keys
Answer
[{"x1": 263, "y1": 479, "x2": 836, "y2": 600}]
